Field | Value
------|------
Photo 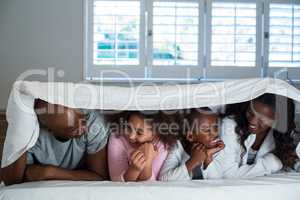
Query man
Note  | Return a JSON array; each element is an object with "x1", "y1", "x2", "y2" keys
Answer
[{"x1": 1, "y1": 99, "x2": 109, "y2": 185}]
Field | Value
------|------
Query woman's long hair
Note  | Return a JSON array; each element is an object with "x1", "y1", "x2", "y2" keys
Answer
[{"x1": 224, "y1": 93, "x2": 298, "y2": 169}]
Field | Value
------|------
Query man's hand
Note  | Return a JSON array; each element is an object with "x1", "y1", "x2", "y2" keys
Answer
[
  {"x1": 25, "y1": 164, "x2": 103, "y2": 181},
  {"x1": 24, "y1": 165, "x2": 54, "y2": 182}
]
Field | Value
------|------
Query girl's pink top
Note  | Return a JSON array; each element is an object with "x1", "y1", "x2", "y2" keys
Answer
[{"x1": 108, "y1": 133, "x2": 168, "y2": 182}]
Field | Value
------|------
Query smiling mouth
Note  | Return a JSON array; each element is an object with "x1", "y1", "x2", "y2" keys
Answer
[
  {"x1": 129, "y1": 139, "x2": 137, "y2": 145},
  {"x1": 248, "y1": 124, "x2": 257, "y2": 131}
]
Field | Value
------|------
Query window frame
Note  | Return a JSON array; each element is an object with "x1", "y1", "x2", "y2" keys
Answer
[
  {"x1": 84, "y1": 0, "x2": 300, "y2": 82},
  {"x1": 149, "y1": 0, "x2": 204, "y2": 80},
  {"x1": 205, "y1": 0, "x2": 263, "y2": 79},
  {"x1": 84, "y1": 0, "x2": 146, "y2": 81},
  {"x1": 264, "y1": 0, "x2": 300, "y2": 81}
]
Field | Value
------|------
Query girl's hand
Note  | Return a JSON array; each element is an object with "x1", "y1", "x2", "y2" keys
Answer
[
  {"x1": 207, "y1": 140, "x2": 225, "y2": 156},
  {"x1": 130, "y1": 150, "x2": 146, "y2": 171},
  {"x1": 204, "y1": 140, "x2": 225, "y2": 168},
  {"x1": 190, "y1": 143, "x2": 207, "y2": 165},
  {"x1": 186, "y1": 143, "x2": 206, "y2": 173},
  {"x1": 139, "y1": 143, "x2": 159, "y2": 163}
]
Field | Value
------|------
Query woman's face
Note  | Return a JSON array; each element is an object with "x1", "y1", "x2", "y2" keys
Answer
[
  {"x1": 246, "y1": 101, "x2": 275, "y2": 135},
  {"x1": 125, "y1": 114, "x2": 155, "y2": 147}
]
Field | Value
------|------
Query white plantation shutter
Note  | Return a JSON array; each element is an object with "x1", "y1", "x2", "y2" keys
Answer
[
  {"x1": 268, "y1": 2, "x2": 300, "y2": 68},
  {"x1": 149, "y1": 0, "x2": 203, "y2": 80},
  {"x1": 152, "y1": 1, "x2": 199, "y2": 66},
  {"x1": 93, "y1": 1, "x2": 141, "y2": 66},
  {"x1": 210, "y1": 2, "x2": 256, "y2": 67},
  {"x1": 84, "y1": 0, "x2": 146, "y2": 80},
  {"x1": 206, "y1": 0, "x2": 261, "y2": 79},
  {"x1": 266, "y1": 0, "x2": 300, "y2": 80},
  {"x1": 84, "y1": 0, "x2": 300, "y2": 81}
]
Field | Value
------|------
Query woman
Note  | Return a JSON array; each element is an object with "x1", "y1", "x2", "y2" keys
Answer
[{"x1": 217, "y1": 93, "x2": 297, "y2": 178}]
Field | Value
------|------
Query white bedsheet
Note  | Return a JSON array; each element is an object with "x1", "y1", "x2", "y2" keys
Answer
[
  {"x1": 1, "y1": 173, "x2": 300, "y2": 200},
  {"x1": 3, "y1": 78, "x2": 300, "y2": 168}
]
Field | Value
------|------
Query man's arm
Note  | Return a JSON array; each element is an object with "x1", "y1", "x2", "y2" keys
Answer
[
  {"x1": 25, "y1": 148, "x2": 108, "y2": 182},
  {"x1": 25, "y1": 165, "x2": 102, "y2": 181},
  {"x1": 1, "y1": 153, "x2": 27, "y2": 185},
  {"x1": 86, "y1": 147, "x2": 109, "y2": 180}
]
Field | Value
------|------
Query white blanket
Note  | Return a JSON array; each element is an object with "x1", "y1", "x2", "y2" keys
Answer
[
  {"x1": 2, "y1": 78, "x2": 300, "y2": 168},
  {"x1": 1, "y1": 173, "x2": 300, "y2": 200}
]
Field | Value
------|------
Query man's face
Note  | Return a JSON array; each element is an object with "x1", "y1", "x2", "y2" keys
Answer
[{"x1": 36, "y1": 103, "x2": 87, "y2": 140}]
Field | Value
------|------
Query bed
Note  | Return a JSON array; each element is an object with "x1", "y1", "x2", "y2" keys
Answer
[{"x1": 1, "y1": 173, "x2": 300, "y2": 200}]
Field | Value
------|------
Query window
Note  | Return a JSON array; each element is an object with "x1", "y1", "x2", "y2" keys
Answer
[
  {"x1": 205, "y1": 0, "x2": 261, "y2": 79},
  {"x1": 152, "y1": 2, "x2": 199, "y2": 66},
  {"x1": 149, "y1": 0, "x2": 203, "y2": 79},
  {"x1": 93, "y1": 1, "x2": 140, "y2": 66},
  {"x1": 266, "y1": 0, "x2": 300, "y2": 79},
  {"x1": 268, "y1": 3, "x2": 300, "y2": 68},
  {"x1": 84, "y1": 0, "x2": 146, "y2": 80},
  {"x1": 210, "y1": 2, "x2": 256, "y2": 67},
  {"x1": 84, "y1": 0, "x2": 300, "y2": 81}
]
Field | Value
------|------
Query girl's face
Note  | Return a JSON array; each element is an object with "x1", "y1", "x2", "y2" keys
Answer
[
  {"x1": 125, "y1": 114, "x2": 155, "y2": 147},
  {"x1": 246, "y1": 101, "x2": 275, "y2": 135},
  {"x1": 186, "y1": 114, "x2": 219, "y2": 147}
]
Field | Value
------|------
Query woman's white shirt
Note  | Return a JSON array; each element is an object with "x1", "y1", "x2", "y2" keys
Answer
[{"x1": 217, "y1": 117, "x2": 283, "y2": 178}]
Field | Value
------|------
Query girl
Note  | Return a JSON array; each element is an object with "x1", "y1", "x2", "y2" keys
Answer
[
  {"x1": 219, "y1": 93, "x2": 297, "y2": 178},
  {"x1": 108, "y1": 111, "x2": 177, "y2": 182},
  {"x1": 159, "y1": 108, "x2": 225, "y2": 181}
]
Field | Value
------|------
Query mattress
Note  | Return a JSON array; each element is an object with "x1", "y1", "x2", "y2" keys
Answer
[{"x1": 1, "y1": 173, "x2": 300, "y2": 200}]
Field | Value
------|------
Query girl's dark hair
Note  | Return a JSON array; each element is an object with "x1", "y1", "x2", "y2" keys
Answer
[
  {"x1": 224, "y1": 93, "x2": 298, "y2": 169},
  {"x1": 180, "y1": 107, "x2": 218, "y2": 152},
  {"x1": 122, "y1": 111, "x2": 178, "y2": 149}
]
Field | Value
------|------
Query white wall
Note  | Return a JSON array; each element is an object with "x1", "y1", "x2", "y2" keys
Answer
[{"x1": 0, "y1": 0, "x2": 84, "y2": 109}]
